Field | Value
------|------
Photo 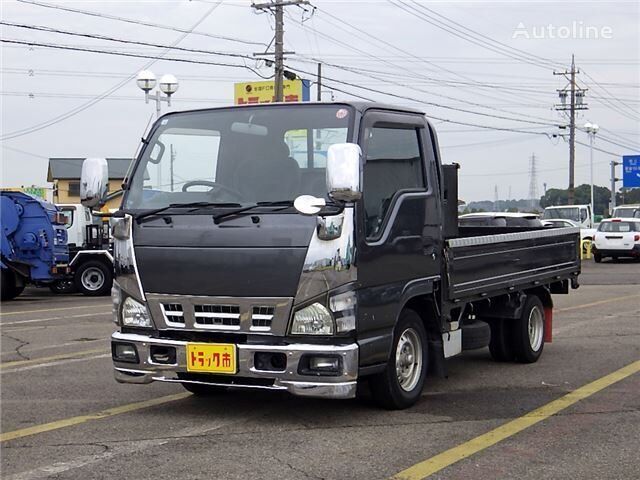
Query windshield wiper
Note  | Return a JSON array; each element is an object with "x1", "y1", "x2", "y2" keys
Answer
[
  {"x1": 134, "y1": 202, "x2": 242, "y2": 224},
  {"x1": 212, "y1": 200, "x2": 294, "y2": 225}
]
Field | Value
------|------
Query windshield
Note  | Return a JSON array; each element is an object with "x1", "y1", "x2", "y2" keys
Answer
[
  {"x1": 598, "y1": 221, "x2": 640, "y2": 232},
  {"x1": 613, "y1": 207, "x2": 640, "y2": 218},
  {"x1": 543, "y1": 207, "x2": 580, "y2": 222},
  {"x1": 124, "y1": 105, "x2": 352, "y2": 210}
]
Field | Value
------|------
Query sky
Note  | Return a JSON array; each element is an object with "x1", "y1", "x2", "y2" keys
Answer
[{"x1": 1, "y1": 0, "x2": 639, "y2": 202}]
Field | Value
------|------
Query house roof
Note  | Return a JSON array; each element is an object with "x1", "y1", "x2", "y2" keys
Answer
[{"x1": 47, "y1": 158, "x2": 133, "y2": 181}]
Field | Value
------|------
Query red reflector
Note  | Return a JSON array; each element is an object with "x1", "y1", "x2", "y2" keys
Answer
[{"x1": 635, "y1": 234, "x2": 640, "y2": 242}]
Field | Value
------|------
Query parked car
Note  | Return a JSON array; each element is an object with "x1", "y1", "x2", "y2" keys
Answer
[
  {"x1": 541, "y1": 219, "x2": 596, "y2": 241},
  {"x1": 459, "y1": 212, "x2": 543, "y2": 228},
  {"x1": 612, "y1": 204, "x2": 640, "y2": 219},
  {"x1": 592, "y1": 218, "x2": 640, "y2": 262}
]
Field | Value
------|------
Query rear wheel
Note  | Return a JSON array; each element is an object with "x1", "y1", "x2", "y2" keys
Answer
[
  {"x1": 49, "y1": 279, "x2": 76, "y2": 294},
  {"x1": 370, "y1": 309, "x2": 427, "y2": 410},
  {"x1": 1, "y1": 269, "x2": 24, "y2": 301},
  {"x1": 512, "y1": 295, "x2": 545, "y2": 363},
  {"x1": 74, "y1": 260, "x2": 112, "y2": 296}
]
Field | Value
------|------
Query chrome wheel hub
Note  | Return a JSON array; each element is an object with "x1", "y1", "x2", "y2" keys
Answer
[
  {"x1": 528, "y1": 306, "x2": 544, "y2": 352},
  {"x1": 395, "y1": 328, "x2": 423, "y2": 392},
  {"x1": 81, "y1": 267, "x2": 104, "y2": 291}
]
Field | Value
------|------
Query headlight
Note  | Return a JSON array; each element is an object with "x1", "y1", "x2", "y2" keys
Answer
[
  {"x1": 121, "y1": 296, "x2": 153, "y2": 328},
  {"x1": 291, "y1": 303, "x2": 334, "y2": 335},
  {"x1": 329, "y1": 290, "x2": 357, "y2": 333}
]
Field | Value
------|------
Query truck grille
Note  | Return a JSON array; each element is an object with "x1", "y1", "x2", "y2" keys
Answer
[
  {"x1": 252, "y1": 306, "x2": 275, "y2": 330},
  {"x1": 147, "y1": 294, "x2": 292, "y2": 336},
  {"x1": 160, "y1": 303, "x2": 184, "y2": 326},
  {"x1": 194, "y1": 305, "x2": 241, "y2": 329}
]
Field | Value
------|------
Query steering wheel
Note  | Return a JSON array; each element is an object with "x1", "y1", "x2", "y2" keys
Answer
[{"x1": 181, "y1": 180, "x2": 243, "y2": 200}]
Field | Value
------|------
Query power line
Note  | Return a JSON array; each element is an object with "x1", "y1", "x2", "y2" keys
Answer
[
  {"x1": 0, "y1": 21, "x2": 257, "y2": 61},
  {"x1": 16, "y1": 0, "x2": 266, "y2": 47},
  {"x1": 1, "y1": 2, "x2": 223, "y2": 141}
]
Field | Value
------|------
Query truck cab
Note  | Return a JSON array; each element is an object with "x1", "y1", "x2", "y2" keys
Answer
[
  {"x1": 81, "y1": 103, "x2": 580, "y2": 409},
  {"x1": 54, "y1": 203, "x2": 114, "y2": 296},
  {"x1": 543, "y1": 204, "x2": 593, "y2": 229}
]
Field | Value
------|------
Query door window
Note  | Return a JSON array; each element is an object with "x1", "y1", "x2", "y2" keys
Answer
[{"x1": 363, "y1": 127, "x2": 424, "y2": 239}]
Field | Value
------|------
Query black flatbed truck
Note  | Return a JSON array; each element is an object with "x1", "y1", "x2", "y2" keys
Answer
[{"x1": 81, "y1": 102, "x2": 580, "y2": 409}]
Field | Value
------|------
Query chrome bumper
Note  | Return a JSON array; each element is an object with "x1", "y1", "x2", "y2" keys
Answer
[{"x1": 111, "y1": 332, "x2": 358, "y2": 399}]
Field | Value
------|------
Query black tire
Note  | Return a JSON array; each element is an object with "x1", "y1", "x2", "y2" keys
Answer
[
  {"x1": 369, "y1": 309, "x2": 428, "y2": 410},
  {"x1": 1, "y1": 269, "x2": 24, "y2": 301},
  {"x1": 49, "y1": 279, "x2": 77, "y2": 294},
  {"x1": 593, "y1": 253, "x2": 602, "y2": 263},
  {"x1": 488, "y1": 318, "x2": 515, "y2": 362},
  {"x1": 461, "y1": 320, "x2": 491, "y2": 350},
  {"x1": 74, "y1": 260, "x2": 112, "y2": 296},
  {"x1": 512, "y1": 295, "x2": 545, "y2": 364},
  {"x1": 180, "y1": 382, "x2": 227, "y2": 396}
]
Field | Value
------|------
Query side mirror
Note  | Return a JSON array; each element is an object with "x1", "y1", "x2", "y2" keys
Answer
[
  {"x1": 80, "y1": 158, "x2": 109, "y2": 208},
  {"x1": 326, "y1": 143, "x2": 362, "y2": 202}
]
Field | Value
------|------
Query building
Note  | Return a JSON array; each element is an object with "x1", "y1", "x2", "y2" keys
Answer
[{"x1": 47, "y1": 158, "x2": 133, "y2": 211}]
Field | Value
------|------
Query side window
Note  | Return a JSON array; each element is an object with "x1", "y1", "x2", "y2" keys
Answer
[
  {"x1": 363, "y1": 126, "x2": 424, "y2": 239},
  {"x1": 580, "y1": 208, "x2": 588, "y2": 222}
]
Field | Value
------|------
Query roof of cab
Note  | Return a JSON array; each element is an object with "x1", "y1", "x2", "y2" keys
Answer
[{"x1": 158, "y1": 101, "x2": 426, "y2": 118}]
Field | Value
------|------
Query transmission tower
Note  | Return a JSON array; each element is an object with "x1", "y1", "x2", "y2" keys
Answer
[{"x1": 528, "y1": 153, "x2": 539, "y2": 209}]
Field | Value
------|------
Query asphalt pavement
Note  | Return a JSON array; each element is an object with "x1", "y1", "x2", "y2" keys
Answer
[{"x1": 1, "y1": 258, "x2": 638, "y2": 480}]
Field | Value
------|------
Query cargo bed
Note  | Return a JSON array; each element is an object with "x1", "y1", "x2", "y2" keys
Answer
[{"x1": 445, "y1": 227, "x2": 581, "y2": 301}]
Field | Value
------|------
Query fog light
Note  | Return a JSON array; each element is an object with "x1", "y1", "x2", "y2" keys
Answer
[
  {"x1": 298, "y1": 354, "x2": 342, "y2": 376},
  {"x1": 112, "y1": 342, "x2": 139, "y2": 363},
  {"x1": 254, "y1": 352, "x2": 287, "y2": 372},
  {"x1": 150, "y1": 345, "x2": 176, "y2": 364},
  {"x1": 310, "y1": 357, "x2": 340, "y2": 370}
]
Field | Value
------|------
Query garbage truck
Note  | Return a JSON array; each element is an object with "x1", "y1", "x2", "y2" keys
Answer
[{"x1": 1, "y1": 191, "x2": 69, "y2": 300}]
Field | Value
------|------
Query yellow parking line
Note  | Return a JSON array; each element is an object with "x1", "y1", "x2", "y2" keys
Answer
[
  {"x1": 0, "y1": 348, "x2": 107, "y2": 369},
  {"x1": 390, "y1": 359, "x2": 640, "y2": 480},
  {"x1": 0, "y1": 392, "x2": 191, "y2": 443},
  {"x1": 556, "y1": 294, "x2": 640, "y2": 313},
  {"x1": 0, "y1": 304, "x2": 110, "y2": 317}
]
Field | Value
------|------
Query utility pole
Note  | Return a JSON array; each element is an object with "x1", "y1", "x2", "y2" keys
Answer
[
  {"x1": 610, "y1": 161, "x2": 620, "y2": 214},
  {"x1": 528, "y1": 153, "x2": 539, "y2": 210},
  {"x1": 317, "y1": 63, "x2": 322, "y2": 101},
  {"x1": 554, "y1": 55, "x2": 588, "y2": 205},
  {"x1": 252, "y1": 1, "x2": 310, "y2": 102}
]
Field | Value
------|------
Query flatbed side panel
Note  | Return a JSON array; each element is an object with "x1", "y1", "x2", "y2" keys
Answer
[{"x1": 446, "y1": 227, "x2": 580, "y2": 299}]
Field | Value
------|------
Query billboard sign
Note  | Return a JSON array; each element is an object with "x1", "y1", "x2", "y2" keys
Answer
[
  {"x1": 622, "y1": 155, "x2": 640, "y2": 188},
  {"x1": 234, "y1": 79, "x2": 310, "y2": 105}
]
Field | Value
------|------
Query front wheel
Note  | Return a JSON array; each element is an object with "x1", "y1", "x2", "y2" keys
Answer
[
  {"x1": 369, "y1": 309, "x2": 427, "y2": 410},
  {"x1": 1, "y1": 269, "x2": 24, "y2": 301},
  {"x1": 512, "y1": 295, "x2": 546, "y2": 363},
  {"x1": 74, "y1": 260, "x2": 112, "y2": 296},
  {"x1": 593, "y1": 253, "x2": 602, "y2": 263}
]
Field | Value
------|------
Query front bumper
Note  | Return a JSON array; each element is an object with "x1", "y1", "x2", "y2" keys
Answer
[{"x1": 111, "y1": 332, "x2": 359, "y2": 399}]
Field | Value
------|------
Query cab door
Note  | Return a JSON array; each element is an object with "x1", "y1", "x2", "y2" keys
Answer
[{"x1": 355, "y1": 110, "x2": 442, "y2": 366}]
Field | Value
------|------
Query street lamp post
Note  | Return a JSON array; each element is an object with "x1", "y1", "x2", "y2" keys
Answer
[
  {"x1": 136, "y1": 71, "x2": 179, "y2": 188},
  {"x1": 136, "y1": 70, "x2": 179, "y2": 119},
  {"x1": 584, "y1": 122, "x2": 599, "y2": 225}
]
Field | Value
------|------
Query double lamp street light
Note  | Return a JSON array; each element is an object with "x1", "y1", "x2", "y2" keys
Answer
[{"x1": 136, "y1": 70, "x2": 179, "y2": 118}]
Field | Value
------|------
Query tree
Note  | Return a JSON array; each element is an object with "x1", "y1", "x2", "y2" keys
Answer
[{"x1": 539, "y1": 184, "x2": 611, "y2": 215}]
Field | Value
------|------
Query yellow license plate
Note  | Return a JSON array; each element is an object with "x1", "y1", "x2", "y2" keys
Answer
[{"x1": 186, "y1": 343, "x2": 236, "y2": 374}]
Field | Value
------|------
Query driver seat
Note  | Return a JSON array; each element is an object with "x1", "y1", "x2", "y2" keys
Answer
[{"x1": 233, "y1": 140, "x2": 301, "y2": 202}]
